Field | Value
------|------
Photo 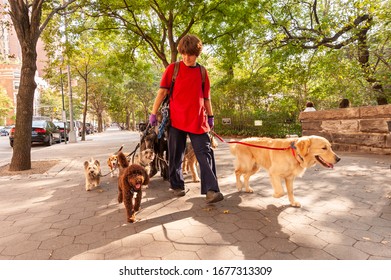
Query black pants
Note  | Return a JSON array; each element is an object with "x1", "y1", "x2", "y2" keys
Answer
[{"x1": 168, "y1": 126, "x2": 219, "y2": 194}]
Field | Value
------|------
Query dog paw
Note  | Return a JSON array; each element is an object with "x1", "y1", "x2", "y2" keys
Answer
[
  {"x1": 245, "y1": 187, "x2": 254, "y2": 193},
  {"x1": 193, "y1": 178, "x2": 200, "y2": 182},
  {"x1": 273, "y1": 192, "x2": 284, "y2": 198},
  {"x1": 290, "y1": 201, "x2": 301, "y2": 208},
  {"x1": 128, "y1": 214, "x2": 136, "y2": 223}
]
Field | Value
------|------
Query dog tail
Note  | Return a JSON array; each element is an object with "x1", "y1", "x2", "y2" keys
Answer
[
  {"x1": 115, "y1": 145, "x2": 124, "y2": 155},
  {"x1": 118, "y1": 152, "x2": 129, "y2": 168}
]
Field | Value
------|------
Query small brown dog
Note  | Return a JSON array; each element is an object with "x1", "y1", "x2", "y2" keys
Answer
[
  {"x1": 84, "y1": 158, "x2": 101, "y2": 191},
  {"x1": 117, "y1": 151, "x2": 149, "y2": 223}
]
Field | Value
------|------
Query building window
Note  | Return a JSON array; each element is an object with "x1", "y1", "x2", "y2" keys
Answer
[
  {"x1": 13, "y1": 71, "x2": 21, "y2": 78},
  {"x1": 13, "y1": 81, "x2": 19, "y2": 90}
]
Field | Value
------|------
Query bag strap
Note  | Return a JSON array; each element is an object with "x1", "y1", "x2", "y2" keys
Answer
[
  {"x1": 172, "y1": 61, "x2": 180, "y2": 84},
  {"x1": 200, "y1": 65, "x2": 206, "y2": 93},
  {"x1": 165, "y1": 61, "x2": 206, "y2": 103},
  {"x1": 164, "y1": 62, "x2": 180, "y2": 105}
]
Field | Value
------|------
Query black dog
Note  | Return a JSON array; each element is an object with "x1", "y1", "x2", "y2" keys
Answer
[{"x1": 140, "y1": 123, "x2": 169, "y2": 180}]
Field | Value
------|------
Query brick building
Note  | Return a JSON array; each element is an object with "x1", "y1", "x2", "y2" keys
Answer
[{"x1": 0, "y1": 0, "x2": 47, "y2": 125}]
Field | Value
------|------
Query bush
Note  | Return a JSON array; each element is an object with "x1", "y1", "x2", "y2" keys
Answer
[{"x1": 214, "y1": 111, "x2": 301, "y2": 138}]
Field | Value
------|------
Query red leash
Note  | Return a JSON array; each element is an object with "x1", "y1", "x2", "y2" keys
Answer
[{"x1": 210, "y1": 130, "x2": 299, "y2": 158}]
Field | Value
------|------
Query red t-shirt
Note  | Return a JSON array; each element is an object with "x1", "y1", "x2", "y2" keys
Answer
[{"x1": 160, "y1": 61, "x2": 211, "y2": 134}]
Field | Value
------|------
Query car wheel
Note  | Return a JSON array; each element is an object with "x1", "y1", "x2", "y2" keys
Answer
[{"x1": 46, "y1": 135, "x2": 53, "y2": 146}]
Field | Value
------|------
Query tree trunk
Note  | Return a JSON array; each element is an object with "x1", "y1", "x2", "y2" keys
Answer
[
  {"x1": 7, "y1": 0, "x2": 78, "y2": 171},
  {"x1": 356, "y1": 16, "x2": 387, "y2": 105},
  {"x1": 9, "y1": 42, "x2": 37, "y2": 171},
  {"x1": 97, "y1": 113, "x2": 103, "y2": 132}
]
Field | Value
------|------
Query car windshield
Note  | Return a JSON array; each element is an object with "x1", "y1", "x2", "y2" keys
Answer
[
  {"x1": 54, "y1": 122, "x2": 65, "y2": 128},
  {"x1": 32, "y1": 120, "x2": 45, "y2": 127}
]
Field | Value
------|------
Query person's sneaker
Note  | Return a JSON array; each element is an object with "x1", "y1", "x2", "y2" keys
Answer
[
  {"x1": 170, "y1": 188, "x2": 186, "y2": 197},
  {"x1": 206, "y1": 191, "x2": 224, "y2": 203}
]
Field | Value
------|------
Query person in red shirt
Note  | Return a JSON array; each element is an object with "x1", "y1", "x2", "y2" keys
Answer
[{"x1": 149, "y1": 34, "x2": 223, "y2": 204}]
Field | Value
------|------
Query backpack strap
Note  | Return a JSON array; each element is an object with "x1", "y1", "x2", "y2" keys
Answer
[
  {"x1": 164, "y1": 62, "x2": 180, "y2": 104},
  {"x1": 167, "y1": 62, "x2": 206, "y2": 102},
  {"x1": 200, "y1": 65, "x2": 206, "y2": 93},
  {"x1": 172, "y1": 61, "x2": 180, "y2": 84}
]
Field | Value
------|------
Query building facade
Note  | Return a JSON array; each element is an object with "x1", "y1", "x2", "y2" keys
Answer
[{"x1": 0, "y1": 0, "x2": 46, "y2": 125}]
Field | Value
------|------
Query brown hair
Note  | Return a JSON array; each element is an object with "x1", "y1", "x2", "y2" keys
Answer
[
  {"x1": 306, "y1": 101, "x2": 314, "y2": 107},
  {"x1": 339, "y1": 98, "x2": 350, "y2": 108},
  {"x1": 177, "y1": 34, "x2": 203, "y2": 57}
]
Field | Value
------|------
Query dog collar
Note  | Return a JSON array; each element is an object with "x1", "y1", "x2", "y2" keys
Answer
[{"x1": 290, "y1": 142, "x2": 304, "y2": 164}]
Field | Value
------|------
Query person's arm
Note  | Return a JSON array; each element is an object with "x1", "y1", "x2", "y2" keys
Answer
[
  {"x1": 204, "y1": 98, "x2": 213, "y2": 117},
  {"x1": 151, "y1": 88, "x2": 168, "y2": 115}
]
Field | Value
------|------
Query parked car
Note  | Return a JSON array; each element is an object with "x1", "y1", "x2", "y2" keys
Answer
[
  {"x1": 53, "y1": 121, "x2": 69, "y2": 141},
  {"x1": 9, "y1": 120, "x2": 62, "y2": 147},
  {"x1": 1, "y1": 125, "x2": 14, "y2": 136},
  {"x1": 66, "y1": 120, "x2": 82, "y2": 137},
  {"x1": 0, "y1": 128, "x2": 9, "y2": 136}
]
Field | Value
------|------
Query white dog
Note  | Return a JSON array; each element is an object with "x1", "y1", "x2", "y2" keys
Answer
[
  {"x1": 132, "y1": 148, "x2": 155, "y2": 176},
  {"x1": 84, "y1": 158, "x2": 101, "y2": 191}
]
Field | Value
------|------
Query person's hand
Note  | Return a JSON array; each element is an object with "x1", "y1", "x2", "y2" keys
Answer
[
  {"x1": 149, "y1": 114, "x2": 157, "y2": 126},
  {"x1": 208, "y1": 116, "x2": 214, "y2": 129}
]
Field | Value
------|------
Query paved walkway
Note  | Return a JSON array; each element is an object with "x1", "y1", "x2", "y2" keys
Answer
[{"x1": 0, "y1": 129, "x2": 390, "y2": 260}]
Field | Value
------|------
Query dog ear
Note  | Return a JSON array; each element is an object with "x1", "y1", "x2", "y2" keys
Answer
[
  {"x1": 94, "y1": 160, "x2": 100, "y2": 167},
  {"x1": 84, "y1": 161, "x2": 89, "y2": 169},
  {"x1": 296, "y1": 137, "x2": 311, "y2": 157}
]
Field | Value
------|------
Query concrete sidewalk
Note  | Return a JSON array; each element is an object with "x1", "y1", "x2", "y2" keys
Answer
[{"x1": 0, "y1": 129, "x2": 390, "y2": 260}]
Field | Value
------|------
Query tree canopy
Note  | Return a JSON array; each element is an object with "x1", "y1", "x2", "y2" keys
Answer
[{"x1": 6, "y1": 0, "x2": 391, "y2": 169}]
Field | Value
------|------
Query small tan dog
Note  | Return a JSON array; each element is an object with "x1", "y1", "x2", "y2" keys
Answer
[
  {"x1": 229, "y1": 135, "x2": 340, "y2": 207},
  {"x1": 133, "y1": 148, "x2": 155, "y2": 175},
  {"x1": 183, "y1": 134, "x2": 218, "y2": 182},
  {"x1": 107, "y1": 154, "x2": 119, "y2": 177},
  {"x1": 107, "y1": 145, "x2": 124, "y2": 177},
  {"x1": 84, "y1": 158, "x2": 101, "y2": 191}
]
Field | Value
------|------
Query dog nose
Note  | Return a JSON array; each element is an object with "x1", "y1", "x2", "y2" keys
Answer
[{"x1": 335, "y1": 156, "x2": 341, "y2": 162}]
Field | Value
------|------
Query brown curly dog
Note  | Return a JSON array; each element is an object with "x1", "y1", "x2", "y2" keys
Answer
[{"x1": 117, "y1": 151, "x2": 149, "y2": 223}]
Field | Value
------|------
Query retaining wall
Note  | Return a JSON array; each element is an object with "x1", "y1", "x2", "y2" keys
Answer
[{"x1": 299, "y1": 104, "x2": 391, "y2": 154}]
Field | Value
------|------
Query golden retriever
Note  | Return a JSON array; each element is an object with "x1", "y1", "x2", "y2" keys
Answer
[{"x1": 229, "y1": 135, "x2": 341, "y2": 207}]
